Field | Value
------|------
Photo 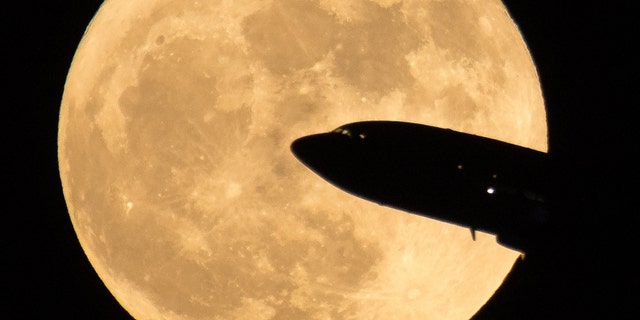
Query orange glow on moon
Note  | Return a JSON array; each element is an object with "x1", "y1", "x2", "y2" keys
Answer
[{"x1": 58, "y1": 0, "x2": 547, "y2": 319}]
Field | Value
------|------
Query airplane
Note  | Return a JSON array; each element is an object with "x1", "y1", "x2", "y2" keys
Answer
[{"x1": 290, "y1": 120, "x2": 551, "y2": 254}]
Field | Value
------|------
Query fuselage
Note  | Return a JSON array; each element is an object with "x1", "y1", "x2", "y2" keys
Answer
[{"x1": 291, "y1": 121, "x2": 550, "y2": 252}]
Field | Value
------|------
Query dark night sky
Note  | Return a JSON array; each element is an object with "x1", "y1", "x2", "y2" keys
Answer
[{"x1": 9, "y1": 1, "x2": 636, "y2": 319}]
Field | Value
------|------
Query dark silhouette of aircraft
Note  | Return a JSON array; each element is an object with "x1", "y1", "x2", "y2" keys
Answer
[{"x1": 290, "y1": 121, "x2": 550, "y2": 253}]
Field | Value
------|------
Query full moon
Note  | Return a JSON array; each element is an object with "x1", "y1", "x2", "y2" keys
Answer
[{"x1": 58, "y1": 0, "x2": 546, "y2": 319}]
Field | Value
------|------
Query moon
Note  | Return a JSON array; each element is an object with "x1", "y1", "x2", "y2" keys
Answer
[{"x1": 58, "y1": 0, "x2": 546, "y2": 319}]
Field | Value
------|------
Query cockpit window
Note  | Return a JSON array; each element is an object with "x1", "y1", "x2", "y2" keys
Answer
[
  {"x1": 332, "y1": 126, "x2": 367, "y2": 139},
  {"x1": 333, "y1": 127, "x2": 352, "y2": 137}
]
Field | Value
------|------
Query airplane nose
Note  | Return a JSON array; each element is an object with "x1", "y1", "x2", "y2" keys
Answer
[
  {"x1": 290, "y1": 135, "x2": 313, "y2": 162},
  {"x1": 290, "y1": 135, "x2": 313, "y2": 164},
  {"x1": 290, "y1": 134, "x2": 333, "y2": 169},
  {"x1": 290, "y1": 133, "x2": 353, "y2": 180}
]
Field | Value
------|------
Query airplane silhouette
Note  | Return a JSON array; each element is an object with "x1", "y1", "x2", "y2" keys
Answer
[{"x1": 290, "y1": 120, "x2": 551, "y2": 254}]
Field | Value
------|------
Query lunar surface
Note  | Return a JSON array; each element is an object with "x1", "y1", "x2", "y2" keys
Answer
[{"x1": 58, "y1": 0, "x2": 547, "y2": 319}]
